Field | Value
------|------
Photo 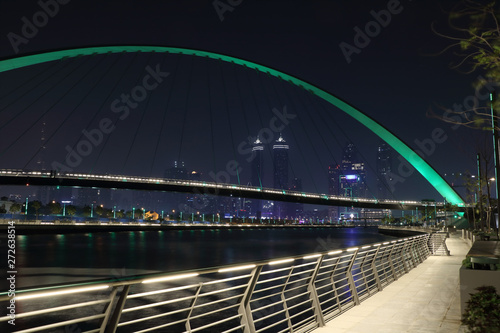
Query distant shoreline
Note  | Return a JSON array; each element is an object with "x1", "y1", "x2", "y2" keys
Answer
[{"x1": 2, "y1": 221, "x2": 360, "y2": 235}]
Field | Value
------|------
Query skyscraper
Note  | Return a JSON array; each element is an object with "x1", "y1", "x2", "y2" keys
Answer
[
  {"x1": 340, "y1": 143, "x2": 367, "y2": 198},
  {"x1": 328, "y1": 164, "x2": 342, "y2": 220},
  {"x1": 251, "y1": 137, "x2": 264, "y2": 218},
  {"x1": 338, "y1": 143, "x2": 367, "y2": 221},
  {"x1": 376, "y1": 141, "x2": 393, "y2": 199},
  {"x1": 273, "y1": 134, "x2": 289, "y2": 219}
]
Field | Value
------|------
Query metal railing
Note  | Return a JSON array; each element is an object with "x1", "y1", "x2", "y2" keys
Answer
[{"x1": 0, "y1": 233, "x2": 432, "y2": 333}]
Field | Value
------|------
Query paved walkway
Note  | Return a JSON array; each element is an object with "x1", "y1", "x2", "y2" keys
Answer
[{"x1": 314, "y1": 232, "x2": 471, "y2": 333}]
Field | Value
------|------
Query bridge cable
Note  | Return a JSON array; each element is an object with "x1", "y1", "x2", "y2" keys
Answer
[
  {"x1": 66, "y1": 52, "x2": 138, "y2": 173},
  {"x1": 285, "y1": 83, "x2": 347, "y2": 192},
  {"x1": 205, "y1": 57, "x2": 218, "y2": 184},
  {"x1": 120, "y1": 53, "x2": 160, "y2": 174},
  {"x1": 261, "y1": 72, "x2": 313, "y2": 193},
  {"x1": 0, "y1": 57, "x2": 93, "y2": 161},
  {"x1": 312, "y1": 95, "x2": 385, "y2": 201},
  {"x1": 176, "y1": 56, "x2": 195, "y2": 167},
  {"x1": 0, "y1": 59, "x2": 66, "y2": 109},
  {"x1": 23, "y1": 53, "x2": 118, "y2": 169},
  {"x1": 231, "y1": 63, "x2": 260, "y2": 188},
  {"x1": 149, "y1": 53, "x2": 182, "y2": 177},
  {"x1": 270, "y1": 73, "x2": 326, "y2": 195},
  {"x1": 91, "y1": 52, "x2": 153, "y2": 174},
  {"x1": 242, "y1": 66, "x2": 277, "y2": 190},
  {"x1": 0, "y1": 56, "x2": 91, "y2": 132},
  {"x1": 219, "y1": 60, "x2": 241, "y2": 185},
  {"x1": 296, "y1": 90, "x2": 344, "y2": 182}
]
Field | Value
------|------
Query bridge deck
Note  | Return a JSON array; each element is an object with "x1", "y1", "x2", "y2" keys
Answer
[{"x1": 314, "y1": 232, "x2": 470, "y2": 333}]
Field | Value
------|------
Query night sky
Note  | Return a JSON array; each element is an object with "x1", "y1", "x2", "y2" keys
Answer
[{"x1": 0, "y1": 0, "x2": 494, "y2": 202}]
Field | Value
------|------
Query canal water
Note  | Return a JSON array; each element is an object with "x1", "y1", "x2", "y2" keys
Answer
[{"x1": 11, "y1": 226, "x2": 396, "y2": 289}]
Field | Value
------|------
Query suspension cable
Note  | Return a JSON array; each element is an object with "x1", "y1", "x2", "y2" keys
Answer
[{"x1": 23, "y1": 54, "x2": 116, "y2": 169}]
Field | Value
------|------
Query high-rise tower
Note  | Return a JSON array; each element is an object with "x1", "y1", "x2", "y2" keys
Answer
[
  {"x1": 273, "y1": 134, "x2": 289, "y2": 219},
  {"x1": 251, "y1": 138, "x2": 264, "y2": 188},
  {"x1": 376, "y1": 141, "x2": 393, "y2": 199},
  {"x1": 340, "y1": 143, "x2": 367, "y2": 199},
  {"x1": 251, "y1": 137, "x2": 264, "y2": 218}
]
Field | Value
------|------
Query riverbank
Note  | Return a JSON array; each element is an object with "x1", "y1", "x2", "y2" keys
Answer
[{"x1": 1, "y1": 220, "x2": 357, "y2": 234}]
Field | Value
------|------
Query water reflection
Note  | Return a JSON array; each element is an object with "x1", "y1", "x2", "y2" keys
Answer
[{"x1": 15, "y1": 227, "x2": 396, "y2": 287}]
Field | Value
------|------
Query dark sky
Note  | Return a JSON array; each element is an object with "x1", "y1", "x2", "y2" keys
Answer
[{"x1": 0, "y1": 0, "x2": 494, "y2": 201}]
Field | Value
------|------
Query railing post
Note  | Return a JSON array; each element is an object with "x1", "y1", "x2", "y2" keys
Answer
[
  {"x1": 104, "y1": 285, "x2": 130, "y2": 333},
  {"x1": 185, "y1": 283, "x2": 204, "y2": 332},
  {"x1": 388, "y1": 243, "x2": 398, "y2": 281},
  {"x1": 238, "y1": 266, "x2": 262, "y2": 333},
  {"x1": 371, "y1": 245, "x2": 383, "y2": 292},
  {"x1": 329, "y1": 256, "x2": 342, "y2": 313},
  {"x1": 409, "y1": 238, "x2": 419, "y2": 266},
  {"x1": 401, "y1": 241, "x2": 410, "y2": 273},
  {"x1": 307, "y1": 255, "x2": 326, "y2": 327},
  {"x1": 98, "y1": 287, "x2": 118, "y2": 333},
  {"x1": 346, "y1": 249, "x2": 360, "y2": 306}
]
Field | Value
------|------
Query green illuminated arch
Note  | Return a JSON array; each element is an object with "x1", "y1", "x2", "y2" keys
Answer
[{"x1": 0, "y1": 46, "x2": 464, "y2": 205}]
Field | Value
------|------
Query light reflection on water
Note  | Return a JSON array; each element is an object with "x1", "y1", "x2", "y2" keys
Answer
[{"x1": 13, "y1": 227, "x2": 396, "y2": 288}]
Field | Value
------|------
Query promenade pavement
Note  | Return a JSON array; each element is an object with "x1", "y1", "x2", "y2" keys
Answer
[{"x1": 314, "y1": 232, "x2": 471, "y2": 333}]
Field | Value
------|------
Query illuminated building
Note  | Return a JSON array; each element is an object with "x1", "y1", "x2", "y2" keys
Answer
[
  {"x1": 376, "y1": 141, "x2": 393, "y2": 199},
  {"x1": 273, "y1": 134, "x2": 289, "y2": 219},
  {"x1": 251, "y1": 137, "x2": 264, "y2": 218}
]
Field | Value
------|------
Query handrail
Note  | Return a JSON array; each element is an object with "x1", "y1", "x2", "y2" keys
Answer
[{"x1": 1, "y1": 233, "x2": 434, "y2": 332}]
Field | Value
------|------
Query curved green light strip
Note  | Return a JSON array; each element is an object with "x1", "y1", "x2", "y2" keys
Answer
[{"x1": 0, "y1": 46, "x2": 464, "y2": 205}]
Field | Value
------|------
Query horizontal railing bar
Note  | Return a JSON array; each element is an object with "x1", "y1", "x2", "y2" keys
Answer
[
  {"x1": 253, "y1": 308, "x2": 287, "y2": 323},
  {"x1": 251, "y1": 298, "x2": 284, "y2": 313},
  {"x1": 0, "y1": 298, "x2": 111, "y2": 320},
  {"x1": 204, "y1": 274, "x2": 253, "y2": 285},
  {"x1": 282, "y1": 290, "x2": 310, "y2": 303},
  {"x1": 250, "y1": 289, "x2": 284, "y2": 303},
  {"x1": 260, "y1": 266, "x2": 293, "y2": 275},
  {"x1": 189, "y1": 313, "x2": 242, "y2": 332},
  {"x1": 286, "y1": 298, "x2": 312, "y2": 312},
  {"x1": 196, "y1": 284, "x2": 247, "y2": 297},
  {"x1": 15, "y1": 314, "x2": 105, "y2": 333},
  {"x1": 222, "y1": 324, "x2": 245, "y2": 333},
  {"x1": 190, "y1": 296, "x2": 241, "y2": 313},
  {"x1": 127, "y1": 284, "x2": 198, "y2": 298},
  {"x1": 281, "y1": 283, "x2": 310, "y2": 296},
  {"x1": 131, "y1": 317, "x2": 188, "y2": 333},
  {"x1": 255, "y1": 275, "x2": 291, "y2": 286},
  {"x1": 189, "y1": 302, "x2": 240, "y2": 320},
  {"x1": 289, "y1": 309, "x2": 316, "y2": 325},
  {"x1": 255, "y1": 315, "x2": 289, "y2": 332},
  {"x1": 118, "y1": 305, "x2": 189, "y2": 327},
  {"x1": 122, "y1": 295, "x2": 196, "y2": 313}
]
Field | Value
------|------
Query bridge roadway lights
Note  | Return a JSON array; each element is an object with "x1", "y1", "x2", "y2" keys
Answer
[
  {"x1": 0, "y1": 172, "x2": 468, "y2": 211},
  {"x1": 0, "y1": 46, "x2": 464, "y2": 206}
]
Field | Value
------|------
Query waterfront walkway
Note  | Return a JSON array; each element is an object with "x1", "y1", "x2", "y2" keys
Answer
[{"x1": 314, "y1": 232, "x2": 470, "y2": 333}]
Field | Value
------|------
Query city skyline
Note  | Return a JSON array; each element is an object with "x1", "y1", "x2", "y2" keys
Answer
[{"x1": 0, "y1": 0, "x2": 492, "y2": 205}]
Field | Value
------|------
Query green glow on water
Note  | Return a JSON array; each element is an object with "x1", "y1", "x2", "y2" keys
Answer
[{"x1": 0, "y1": 46, "x2": 464, "y2": 205}]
